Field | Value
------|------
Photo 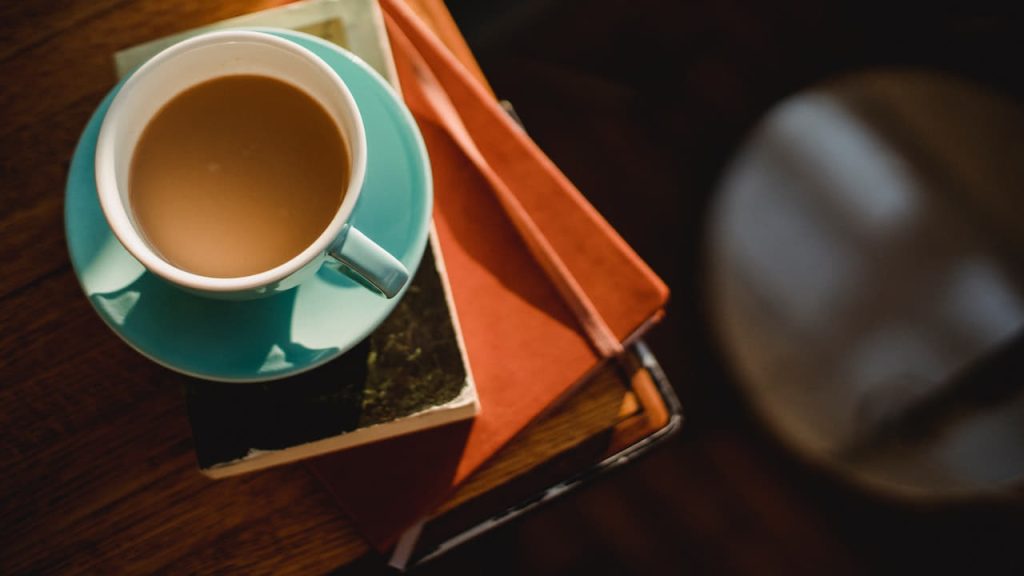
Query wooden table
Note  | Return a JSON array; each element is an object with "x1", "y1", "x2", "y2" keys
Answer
[{"x1": 0, "y1": 1, "x2": 677, "y2": 572}]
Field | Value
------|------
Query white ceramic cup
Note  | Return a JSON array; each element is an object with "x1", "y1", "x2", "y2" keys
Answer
[{"x1": 95, "y1": 30, "x2": 409, "y2": 299}]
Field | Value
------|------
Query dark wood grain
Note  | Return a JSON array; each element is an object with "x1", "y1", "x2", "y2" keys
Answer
[{"x1": 0, "y1": 1, "x2": 668, "y2": 573}]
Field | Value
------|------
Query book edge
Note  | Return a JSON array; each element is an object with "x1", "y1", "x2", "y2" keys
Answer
[
  {"x1": 201, "y1": 391, "x2": 478, "y2": 479},
  {"x1": 428, "y1": 221, "x2": 481, "y2": 416}
]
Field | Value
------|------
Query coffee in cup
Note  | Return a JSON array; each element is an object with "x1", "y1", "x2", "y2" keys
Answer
[{"x1": 130, "y1": 74, "x2": 350, "y2": 278}]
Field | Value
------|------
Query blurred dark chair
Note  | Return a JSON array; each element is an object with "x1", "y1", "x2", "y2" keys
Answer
[{"x1": 708, "y1": 69, "x2": 1024, "y2": 497}]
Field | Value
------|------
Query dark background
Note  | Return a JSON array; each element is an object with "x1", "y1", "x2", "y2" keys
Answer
[{"x1": 409, "y1": 1, "x2": 1024, "y2": 573}]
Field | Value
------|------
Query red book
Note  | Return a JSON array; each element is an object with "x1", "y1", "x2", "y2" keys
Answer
[{"x1": 309, "y1": 0, "x2": 669, "y2": 549}]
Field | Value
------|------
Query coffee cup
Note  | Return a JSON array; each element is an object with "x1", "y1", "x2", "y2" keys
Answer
[{"x1": 95, "y1": 29, "x2": 409, "y2": 299}]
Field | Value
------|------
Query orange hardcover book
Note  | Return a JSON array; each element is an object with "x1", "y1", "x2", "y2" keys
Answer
[{"x1": 309, "y1": 0, "x2": 669, "y2": 549}]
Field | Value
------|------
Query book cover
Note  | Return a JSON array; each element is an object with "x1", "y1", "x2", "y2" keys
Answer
[
  {"x1": 113, "y1": 0, "x2": 479, "y2": 478},
  {"x1": 309, "y1": 0, "x2": 670, "y2": 549}
]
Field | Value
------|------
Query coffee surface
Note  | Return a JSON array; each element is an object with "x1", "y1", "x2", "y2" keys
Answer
[{"x1": 130, "y1": 74, "x2": 348, "y2": 278}]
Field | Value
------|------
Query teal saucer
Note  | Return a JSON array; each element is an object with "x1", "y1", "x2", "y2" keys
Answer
[{"x1": 65, "y1": 30, "x2": 432, "y2": 382}]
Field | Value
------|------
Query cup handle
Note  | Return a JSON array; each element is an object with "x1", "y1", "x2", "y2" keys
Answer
[{"x1": 328, "y1": 225, "x2": 409, "y2": 298}]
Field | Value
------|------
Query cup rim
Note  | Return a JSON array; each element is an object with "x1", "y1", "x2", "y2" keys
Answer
[{"x1": 95, "y1": 29, "x2": 367, "y2": 293}]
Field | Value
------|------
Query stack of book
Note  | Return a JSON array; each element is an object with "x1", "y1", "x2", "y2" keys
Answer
[{"x1": 117, "y1": 0, "x2": 670, "y2": 565}]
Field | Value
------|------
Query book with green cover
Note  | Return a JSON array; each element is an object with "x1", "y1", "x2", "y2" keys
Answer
[{"x1": 114, "y1": 0, "x2": 478, "y2": 478}]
